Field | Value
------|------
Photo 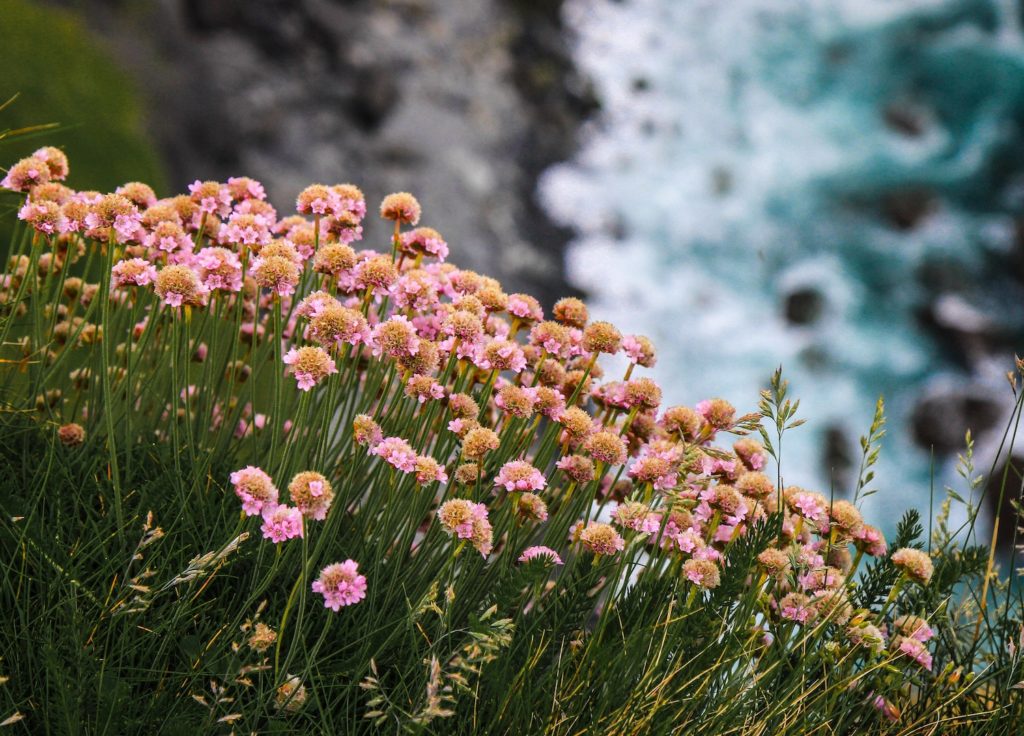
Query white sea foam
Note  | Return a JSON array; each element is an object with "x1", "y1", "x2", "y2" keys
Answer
[{"x1": 543, "y1": 0, "x2": 1023, "y2": 529}]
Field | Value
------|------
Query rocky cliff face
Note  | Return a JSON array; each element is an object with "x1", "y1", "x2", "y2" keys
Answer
[{"x1": 50, "y1": 0, "x2": 595, "y2": 303}]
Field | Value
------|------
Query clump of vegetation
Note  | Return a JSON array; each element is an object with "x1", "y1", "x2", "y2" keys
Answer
[{"x1": 0, "y1": 151, "x2": 1021, "y2": 734}]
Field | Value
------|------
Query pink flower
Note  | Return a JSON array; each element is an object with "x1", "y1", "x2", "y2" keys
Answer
[
  {"x1": 221, "y1": 212, "x2": 273, "y2": 247},
  {"x1": 312, "y1": 560, "x2": 367, "y2": 610},
  {"x1": 854, "y1": 525, "x2": 888, "y2": 557},
  {"x1": 370, "y1": 436, "x2": 418, "y2": 473},
  {"x1": 283, "y1": 346, "x2": 338, "y2": 391},
  {"x1": 507, "y1": 294, "x2": 543, "y2": 322},
  {"x1": 188, "y1": 180, "x2": 231, "y2": 217},
  {"x1": 111, "y1": 258, "x2": 158, "y2": 288},
  {"x1": 230, "y1": 466, "x2": 278, "y2": 516},
  {"x1": 518, "y1": 546, "x2": 563, "y2": 565},
  {"x1": 612, "y1": 501, "x2": 660, "y2": 534},
  {"x1": 195, "y1": 247, "x2": 243, "y2": 292},
  {"x1": 260, "y1": 504, "x2": 304, "y2": 543},
  {"x1": 145, "y1": 221, "x2": 192, "y2": 255},
  {"x1": 896, "y1": 637, "x2": 933, "y2": 671},
  {"x1": 494, "y1": 460, "x2": 546, "y2": 492}
]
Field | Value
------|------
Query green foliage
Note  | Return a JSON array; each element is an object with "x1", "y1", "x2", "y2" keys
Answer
[{"x1": 0, "y1": 0, "x2": 164, "y2": 199}]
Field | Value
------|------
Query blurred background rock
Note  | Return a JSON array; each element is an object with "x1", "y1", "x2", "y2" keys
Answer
[{"x1": 3, "y1": 0, "x2": 1022, "y2": 545}]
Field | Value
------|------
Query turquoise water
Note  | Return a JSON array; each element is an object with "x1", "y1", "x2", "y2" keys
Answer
[{"x1": 542, "y1": 0, "x2": 1024, "y2": 531}]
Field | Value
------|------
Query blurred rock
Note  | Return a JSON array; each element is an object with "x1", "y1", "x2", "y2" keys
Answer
[
  {"x1": 46, "y1": 0, "x2": 596, "y2": 304},
  {"x1": 910, "y1": 381, "x2": 1003, "y2": 455}
]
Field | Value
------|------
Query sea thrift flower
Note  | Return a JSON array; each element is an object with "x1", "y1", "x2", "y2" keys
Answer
[
  {"x1": 18, "y1": 200, "x2": 64, "y2": 234},
  {"x1": 288, "y1": 471, "x2": 334, "y2": 521},
  {"x1": 145, "y1": 220, "x2": 192, "y2": 255},
  {"x1": 757, "y1": 548, "x2": 791, "y2": 576},
  {"x1": 308, "y1": 302, "x2": 370, "y2": 347},
  {"x1": 230, "y1": 466, "x2": 279, "y2": 516},
  {"x1": 251, "y1": 254, "x2": 300, "y2": 296},
  {"x1": 195, "y1": 247, "x2": 243, "y2": 292},
  {"x1": 227, "y1": 176, "x2": 266, "y2": 201},
  {"x1": 736, "y1": 471, "x2": 774, "y2": 499},
  {"x1": 582, "y1": 321, "x2": 622, "y2": 355},
  {"x1": 811, "y1": 587, "x2": 853, "y2": 625},
  {"x1": 57, "y1": 423, "x2": 85, "y2": 447},
  {"x1": 312, "y1": 560, "x2": 367, "y2": 610},
  {"x1": 86, "y1": 194, "x2": 141, "y2": 242},
  {"x1": 622, "y1": 334, "x2": 656, "y2": 367},
  {"x1": 895, "y1": 636, "x2": 933, "y2": 671},
  {"x1": 33, "y1": 146, "x2": 70, "y2": 180},
  {"x1": 495, "y1": 384, "x2": 537, "y2": 418},
  {"x1": 380, "y1": 191, "x2": 421, "y2": 225},
  {"x1": 578, "y1": 522, "x2": 625, "y2": 556},
  {"x1": 111, "y1": 258, "x2": 158, "y2": 288},
  {"x1": 696, "y1": 398, "x2": 736, "y2": 430},
  {"x1": 314, "y1": 242, "x2": 358, "y2": 276},
  {"x1": 447, "y1": 393, "x2": 480, "y2": 419},
  {"x1": 507, "y1": 293, "x2": 543, "y2": 323},
  {"x1": 260, "y1": 505, "x2": 304, "y2": 543},
  {"x1": 556, "y1": 454, "x2": 596, "y2": 484},
  {"x1": 248, "y1": 622, "x2": 277, "y2": 652},
  {"x1": 585, "y1": 431, "x2": 627, "y2": 466},
  {"x1": 1, "y1": 155, "x2": 50, "y2": 191},
  {"x1": 117, "y1": 182, "x2": 157, "y2": 208},
  {"x1": 613, "y1": 501, "x2": 660, "y2": 534},
  {"x1": 891, "y1": 547, "x2": 934, "y2": 584},
  {"x1": 530, "y1": 321, "x2": 571, "y2": 357},
  {"x1": 222, "y1": 212, "x2": 273, "y2": 247},
  {"x1": 405, "y1": 375, "x2": 445, "y2": 404},
  {"x1": 332, "y1": 183, "x2": 366, "y2": 217},
  {"x1": 414, "y1": 456, "x2": 449, "y2": 486},
  {"x1": 628, "y1": 455, "x2": 676, "y2": 491},
  {"x1": 779, "y1": 592, "x2": 816, "y2": 624},
  {"x1": 399, "y1": 226, "x2": 448, "y2": 261},
  {"x1": 683, "y1": 558, "x2": 721, "y2": 589},
  {"x1": 519, "y1": 546, "x2": 563, "y2": 565},
  {"x1": 854, "y1": 525, "x2": 888, "y2": 557},
  {"x1": 534, "y1": 386, "x2": 567, "y2": 419},
  {"x1": 662, "y1": 405, "x2": 704, "y2": 441},
  {"x1": 559, "y1": 407, "x2": 593, "y2": 440},
  {"x1": 829, "y1": 500, "x2": 864, "y2": 537},
  {"x1": 494, "y1": 460, "x2": 546, "y2": 492},
  {"x1": 894, "y1": 615, "x2": 935, "y2": 642},
  {"x1": 154, "y1": 265, "x2": 208, "y2": 308},
  {"x1": 437, "y1": 499, "x2": 493, "y2": 556},
  {"x1": 462, "y1": 427, "x2": 500, "y2": 460},
  {"x1": 371, "y1": 436, "x2": 418, "y2": 473},
  {"x1": 296, "y1": 184, "x2": 341, "y2": 216},
  {"x1": 353, "y1": 414, "x2": 383, "y2": 448},
  {"x1": 516, "y1": 492, "x2": 548, "y2": 522},
  {"x1": 733, "y1": 438, "x2": 766, "y2": 470},
  {"x1": 481, "y1": 339, "x2": 527, "y2": 372},
  {"x1": 283, "y1": 346, "x2": 337, "y2": 391},
  {"x1": 354, "y1": 254, "x2": 399, "y2": 296},
  {"x1": 188, "y1": 180, "x2": 231, "y2": 217},
  {"x1": 552, "y1": 297, "x2": 588, "y2": 328},
  {"x1": 371, "y1": 315, "x2": 420, "y2": 360}
]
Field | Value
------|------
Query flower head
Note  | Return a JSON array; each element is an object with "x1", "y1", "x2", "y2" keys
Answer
[
  {"x1": 111, "y1": 258, "x2": 158, "y2": 288},
  {"x1": 230, "y1": 466, "x2": 279, "y2": 516},
  {"x1": 684, "y1": 558, "x2": 721, "y2": 589},
  {"x1": 312, "y1": 560, "x2": 367, "y2": 610},
  {"x1": 437, "y1": 499, "x2": 493, "y2": 556},
  {"x1": 154, "y1": 265, "x2": 208, "y2": 308},
  {"x1": 891, "y1": 547, "x2": 933, "y2": 584},
  {"x1": 260, "y1": 505, "x2": 304, "y2": 543},
  {"x1": 578, "y1": 521, "x2": 625, "y2": 556},
  {"x1": 495, "y1": 460, "x2": 546, "y2": 492},
  {"x1": 57, "y1": 423, "x2": 85, "y2": 447},
  {"x1": 518, "y1": 546, "x2": 563, "y2": 565},
  {"x1": 283, "y1": 346, "x2": 338, "y2": 391},
  {"x1": 288, "y1": 471, "x2": 334, "y2": 521},
  {"x1": 380, "y1": 192, "x2": 421, "y2": 225},
  {"x1": 371, "y1": 436, "x2": 418, "y2": 473}
]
